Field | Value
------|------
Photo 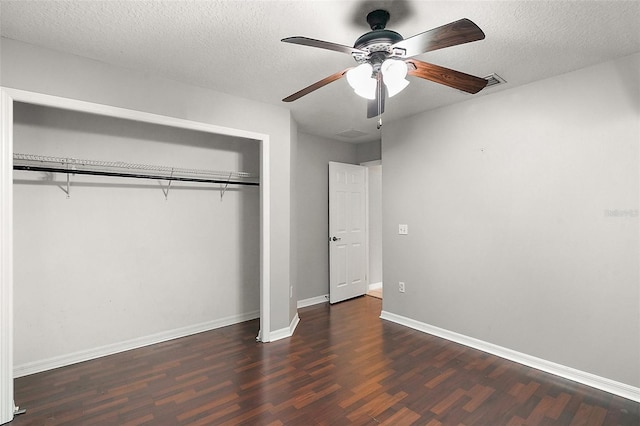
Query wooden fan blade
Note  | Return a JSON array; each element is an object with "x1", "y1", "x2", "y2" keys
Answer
[
  {"x1": 391, "y1": 18, "x2": 485, "y2": 58},
  {"x1": 283, "y1": 68, "x2": 352, "y2": 102},
  {"x1": 367, "y1": 78, "x2": 386, "y2": 118},
  {"x1": 407, "y1": 59, "x2": 488, "y2": 94},
  {"x1": 282, "y1": 36, "x2": 367, "y2": 55}
]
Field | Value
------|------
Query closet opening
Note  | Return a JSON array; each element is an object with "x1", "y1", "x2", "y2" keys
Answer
[{"x1": 0, "y1": 88, "x2": 271, "y2": 422}]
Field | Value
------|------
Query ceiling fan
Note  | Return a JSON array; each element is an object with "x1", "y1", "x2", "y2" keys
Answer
[{"x1": 281, "y1": 9, "x2": 488, "y2": 120}]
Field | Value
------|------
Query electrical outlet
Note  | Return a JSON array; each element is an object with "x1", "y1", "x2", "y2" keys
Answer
[
  {"x1": 398, "y1": 224, "x2": 408, "y2": 235},
  {"x1": 399, "y1": 281, "x2": 405, "y2": 293}
]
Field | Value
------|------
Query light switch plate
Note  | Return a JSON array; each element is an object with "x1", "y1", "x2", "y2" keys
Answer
[{"x1": 398, "y1": 224, "x2": 408, "y2": 235}]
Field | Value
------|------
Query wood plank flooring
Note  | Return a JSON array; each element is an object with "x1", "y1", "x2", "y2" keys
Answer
[
  {"x1": 365, "y1": 288, "x2": 382, "y2": 300},
  {"x1": 10, "y1": 296, "x2": 640, "y2": 425}
]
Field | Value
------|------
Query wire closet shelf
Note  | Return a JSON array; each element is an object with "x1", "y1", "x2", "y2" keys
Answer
[{"x1": 13, "y1": 153, "x2": 260, "y2": 186}]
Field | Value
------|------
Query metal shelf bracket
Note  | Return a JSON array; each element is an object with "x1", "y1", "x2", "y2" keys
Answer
[
  {"x1": 220, "y1": 173, "x2": 232, "y2": 201},
  {"x1": 159, "y1": 168, "x2": 174, "y2": 200}
]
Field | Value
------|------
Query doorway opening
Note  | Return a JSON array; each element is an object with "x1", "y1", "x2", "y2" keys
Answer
[
  {"x1": 363, "y1": 160, "x2": 382, "y2": 300},
  {"x1": 327, "y1": 160, "x2": 382, "y2": 304}
]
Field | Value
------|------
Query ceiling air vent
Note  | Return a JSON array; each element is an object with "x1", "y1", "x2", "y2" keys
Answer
[{"x1": 484, "y1": 73, "x2": 506, "y2": 88}]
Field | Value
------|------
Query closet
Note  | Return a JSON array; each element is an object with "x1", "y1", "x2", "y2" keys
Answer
[{"x1": 12, "y1": 102, "x2": 260, "y2": 375}]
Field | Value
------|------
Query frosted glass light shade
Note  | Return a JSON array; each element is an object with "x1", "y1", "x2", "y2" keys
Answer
[
  {"x1": 381, "y1": 59, "x2": 409, "y2": 97},
  {"x1": 346, "y1": 63, "x2": 377, "y2": 100}
]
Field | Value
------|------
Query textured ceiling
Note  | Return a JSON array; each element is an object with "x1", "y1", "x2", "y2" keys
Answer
[{"x1": 1, "y1": 0, "x2": 639, "y2": 143}]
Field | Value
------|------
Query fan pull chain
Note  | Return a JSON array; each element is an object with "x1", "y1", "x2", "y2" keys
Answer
[{"x1": 377, "y1": 72, "x2": 383, "y2": 130}]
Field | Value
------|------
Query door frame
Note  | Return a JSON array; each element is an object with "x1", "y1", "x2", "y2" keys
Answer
[
  {"x1": 360, "y1": 160, "x2": 382, "y2": 295},
  {"x1": 0, "y1": 87, "x2": 271, "y2": 423}
]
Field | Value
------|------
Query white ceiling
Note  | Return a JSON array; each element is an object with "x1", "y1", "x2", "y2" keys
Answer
[{"x1": 2, "y1": 1, "x2": 639, "y2": 143}]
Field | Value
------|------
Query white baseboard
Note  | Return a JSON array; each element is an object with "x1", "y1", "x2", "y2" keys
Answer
[
  {"x1": 297, "y1": 294, "x2": 329, "y2": 308},
  {"x1": 14, "y1": 310, "x2": 260, "y2": 378},
  {"x1": 380, "y1": 310, "x2": 640, "y2": 403},
  {"x1": 368, "y1": 282, "x2": 382, "y2": 291},
  {"x1": 269, "y1": 313, "x2": 300, "y2": 342}
]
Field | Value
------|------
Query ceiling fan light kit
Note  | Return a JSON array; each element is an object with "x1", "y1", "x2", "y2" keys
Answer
[
  {"x1": 346, "y1": 63, "x2": 377, "y2": 99},
  {"x1": 346, "y1": 57, "x2": 409, "y2": 101},
  {"x1": 282, "y1": 9, "x2": 488, "y2": 120},
  {"x1": 380, "y1": 59, "x2": 409, "y2": 97}
]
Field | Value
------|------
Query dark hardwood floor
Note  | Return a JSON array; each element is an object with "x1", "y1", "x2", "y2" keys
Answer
[{"x1": 10, "y1": 296, "x2": 640, "y2": 425}]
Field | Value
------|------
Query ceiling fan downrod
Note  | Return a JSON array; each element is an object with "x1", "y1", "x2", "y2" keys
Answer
[{"x1": 366, "y1": 9, "x2": 390, "y2": 30}]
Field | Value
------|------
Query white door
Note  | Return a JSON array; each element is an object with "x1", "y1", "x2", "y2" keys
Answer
[{"x1": 329, "y1": 162, "x2": 368, "y2": 303}]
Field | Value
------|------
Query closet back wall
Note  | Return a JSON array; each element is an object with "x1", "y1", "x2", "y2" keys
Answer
[{"x1": 13, "y1": 103, "x2": 260, "y2": 373}]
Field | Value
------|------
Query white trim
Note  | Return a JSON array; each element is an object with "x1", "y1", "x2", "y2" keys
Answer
[
  {"x1": 1, "y1": 88, "x2": 265, "y2": 141},
  {"x1": 364, "y1": 166, "x2": 370, "y2": 291},
  {"x1": 259, "y1": 135, "x2": 271, "y2": 343},
  {"x1": 297, "y1": 294, "x2": 329, "y2": 309},
  {"x1": 380, "y1": 310, "x2": 640, "y2": 403},
  {"x1": 14, "y1": 311, "x2": 259, "y2": 378},
  {"x1": 0, "y1": 87, "x2": 273, "y2": 422},
  {"x1": 290, "y1": 313, "x2": 300, "y2": 338},
  {"x1": 368, "y1": 282, "x2": 382, "y2": 291},
  {"x1": 360, "y1": 160, "x2": 382, "y2": 167},
  {"x1": 0, "y1": 89, "x2": 15, "y2": 425},
  {"x1": 269, "y1": 313, "x2": 300, "y2": 342}
]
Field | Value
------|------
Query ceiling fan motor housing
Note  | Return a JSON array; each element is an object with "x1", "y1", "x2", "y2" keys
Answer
[
  {"x1": 354, "y1": 29, "x2": 403, "y2": 51},
  {"x1": 366, "y1": 9, "x2": 390, "y2": 30}
]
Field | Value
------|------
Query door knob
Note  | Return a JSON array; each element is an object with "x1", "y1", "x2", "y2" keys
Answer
[{"x1": 331, "y1": 236, "x2": 341, "y2": 241}]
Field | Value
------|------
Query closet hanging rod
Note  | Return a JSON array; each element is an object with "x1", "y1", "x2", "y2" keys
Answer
[{"x1": 13, "y1": 153, "x2": 259, "y2": 186}]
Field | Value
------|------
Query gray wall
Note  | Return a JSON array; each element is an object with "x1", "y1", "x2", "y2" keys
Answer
[
  {"x1": 382, "y1": 53, "x2": 639, "y2": 387},
  {"x1": 1, "y1": 37, "x2": 296, "y2": 336},
  {"x1": 357, "y1": 140, "x2": 382, "y2": 164},
  {"x1": 296, "y1": 133, "x2": 358, "y2": 300}
]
